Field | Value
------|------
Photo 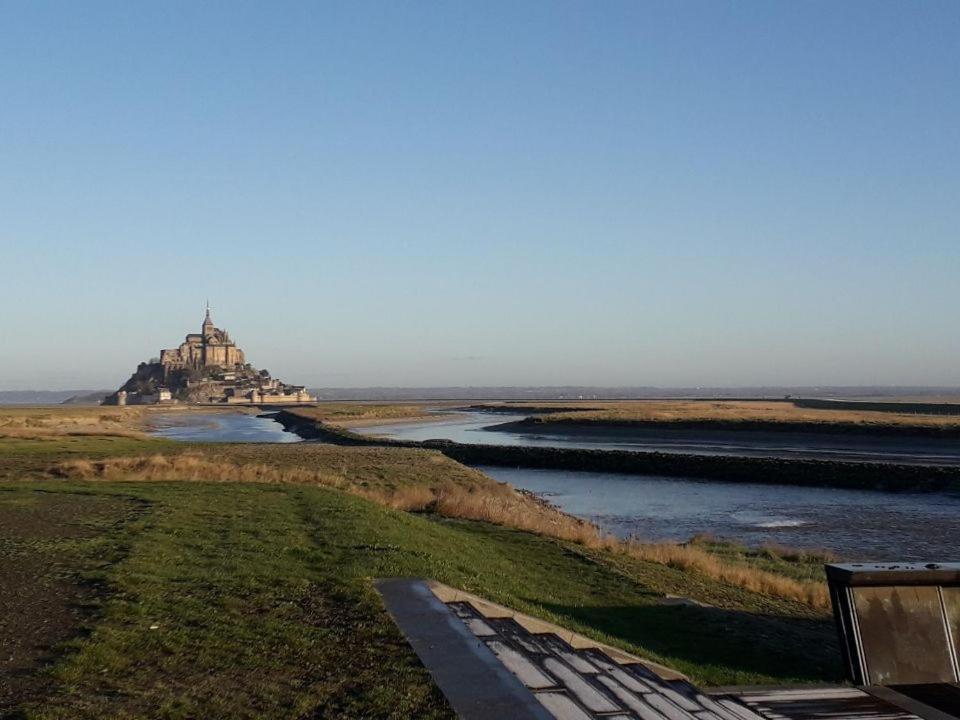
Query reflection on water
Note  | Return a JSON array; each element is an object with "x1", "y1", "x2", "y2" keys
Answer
[
  {"x1": 150, "y1": 412, "x2": 301, "y2": 443},
  {"x1": 357, "y1": 411, "x2": 960, "y2": 466},
  {"x1": 356, "y1": 411, "x2": 528, "y2": 442},
  {"x1": 479, "y1": 466, "x2": 960, "y2": 561}
]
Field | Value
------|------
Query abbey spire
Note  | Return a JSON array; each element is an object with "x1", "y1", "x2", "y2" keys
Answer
[{"x1": 202, "y1": 301, "x2": 214, "y2": 336}]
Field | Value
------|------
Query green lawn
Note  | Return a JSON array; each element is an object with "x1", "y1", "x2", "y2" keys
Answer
[
  {"x1": 1, "y1": 474, "x2": 842, "y2": 720},
  {"x1": 0, "y1": 431, "x2": 844, "y2": 718}
]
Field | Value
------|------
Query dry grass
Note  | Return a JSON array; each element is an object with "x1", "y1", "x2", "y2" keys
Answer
[
  {"x1": 615, "y1": 540, "x2": 830, "y2": 609},
  {"x1": 484, "y1": 400, "x2": 960, "y2": 429},
  {"x1": 287, "y1": 403, "x2": 435, "y2": 427},
  {"x1": 52, "y1": 454, "x2": 343, "y2": 487},
  {"x1": 48, "y1": 450, "x2": 829, "y2": 609},
  {"x1": 49, "y1": 451, "x2": 597, "y2": 538},
  {"x1": 0, "y1": 407, "x2": 147, "y2": 439},
  {"x1": 758, "y1": 542, "x2": 837, "y2": 564}
]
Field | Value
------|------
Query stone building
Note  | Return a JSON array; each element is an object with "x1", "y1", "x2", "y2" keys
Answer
[
  {"x1": 159, "y1": 306, "x2": 246, "y2": 373},
  {"x1": 107, "y1": 306, "x2": 314, "y2": 406}
]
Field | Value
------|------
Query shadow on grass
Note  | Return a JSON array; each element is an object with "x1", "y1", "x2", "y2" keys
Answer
[{"x1": 535, "y1": 600, "x2": 844, "y2": 684}]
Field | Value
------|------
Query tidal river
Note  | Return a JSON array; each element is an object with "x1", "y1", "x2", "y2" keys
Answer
[
  {"x1": 151, "y1": 411, "x2": 960, "y2": 561},
  {"x1": 149, "y1": 411, "x2": 302, "y2": 443},
  {"x1": 357, "y1": 411, "x2": 960, "y2": 466}
]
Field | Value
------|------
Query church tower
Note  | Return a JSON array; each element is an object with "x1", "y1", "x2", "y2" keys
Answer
[
  {"x1": 200, "y1": 302, "x2": 216, "y2": 367},
  {"x1": 202, "y1": 302, "x2": 215, "y2": 339}
]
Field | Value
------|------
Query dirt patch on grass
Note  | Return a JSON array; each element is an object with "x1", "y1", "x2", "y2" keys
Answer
[{"x1": 0, "y1": 490, "x2": 139, "y2": 714}]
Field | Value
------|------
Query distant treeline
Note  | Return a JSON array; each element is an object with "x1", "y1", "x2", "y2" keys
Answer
[{"x1": 794, "y1": 398, "x2": 960, "y2": 416}]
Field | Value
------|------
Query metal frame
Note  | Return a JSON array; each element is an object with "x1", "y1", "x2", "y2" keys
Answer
[{"x1": 825, "y1": 563, "x2": 960, "y2": 686}]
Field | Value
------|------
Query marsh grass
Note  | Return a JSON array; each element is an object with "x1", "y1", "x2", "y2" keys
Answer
[
  {"x1": 0, "y1": 407, "x2": 148, "y2": 440},
  {"x1": 287, "y1": 403, "x2": 433, "y2": 425},
  {"x1": 616, "y1": 540, "x2": 829, "y2": 609},
  {"x1": 50, "y1": 452, "x2": 602, "y2": 545},
  {"x1": 483, "y1": 400, "x2": 960, "y2": 429},
  {"x1": 759, "y1": 542, "x2": 837, "y2": 564},
  {"x1": 50, "y1": 451, "x2": 831, "y2": 609}
]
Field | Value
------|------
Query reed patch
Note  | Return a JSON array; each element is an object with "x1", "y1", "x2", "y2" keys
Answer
[{"x1": 0, "y1": 407, "x2": 147, "y2": 440}]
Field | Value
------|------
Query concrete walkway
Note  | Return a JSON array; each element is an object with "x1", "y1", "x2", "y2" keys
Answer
[{"x1": 376, "y1": 579, "x2": 937, "y2": 720}]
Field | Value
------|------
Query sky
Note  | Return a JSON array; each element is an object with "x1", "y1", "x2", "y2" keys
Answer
[{"x1": 1, "y1": 1, "x2": 959, "y2": 390}]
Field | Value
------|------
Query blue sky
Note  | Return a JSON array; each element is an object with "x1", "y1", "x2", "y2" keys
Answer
[{"x1": 1, "y1": 1, "x2": 958, "y2": 389}]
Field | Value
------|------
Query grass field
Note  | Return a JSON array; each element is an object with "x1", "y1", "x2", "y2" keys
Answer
[
  {"x1": 480, "y1": 399, "x2": 960, "y2": 429},
  {"x1": 1, "y1": 412, "x2": 844, "y2": 718},
  {"x1": 0, "y1": 406, "x2": 149, "y2": 439},
  {"x1": 1, "y1": 479, "x2": 839, "y2": 719}
]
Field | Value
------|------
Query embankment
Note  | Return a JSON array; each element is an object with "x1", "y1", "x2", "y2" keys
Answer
[
  {"x1": 793, "y1": 398, "x2": 960, "y2": 416},
  {"x1": 489, "y1": 416, "x2": 960, "y2": 439},
  {"x1": 273, "y1": 410, "x2": 960, "y2": 492}
]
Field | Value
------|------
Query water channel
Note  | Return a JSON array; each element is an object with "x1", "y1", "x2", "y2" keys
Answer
[
  {"x1": 150, "y1": 411, "x2": 960, "y2": 561},
  {"x1": 357, "y1": 411, "x2": 960, "y2": 466},
  {"x1": 149, "y1": 411, "x2": 302, "y2": 443}
]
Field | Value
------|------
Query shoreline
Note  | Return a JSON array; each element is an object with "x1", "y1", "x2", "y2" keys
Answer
[
  {"x1": 274, "y1": 409, "x2": 960, "y2": 493},
  {"x1": 486, "y1": 416, "x2": 960, "y2": 439}
]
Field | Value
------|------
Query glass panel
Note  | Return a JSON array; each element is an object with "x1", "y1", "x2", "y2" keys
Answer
[{"x1": 852, "y1": 586, "x2": 954, "y2": 684}]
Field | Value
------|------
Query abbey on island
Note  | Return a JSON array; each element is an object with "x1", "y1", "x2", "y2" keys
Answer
[{"x1": 108, "y1": 307, "x2": 314, "y2": 405}]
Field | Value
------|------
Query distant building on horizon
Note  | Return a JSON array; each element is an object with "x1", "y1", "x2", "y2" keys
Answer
[
  {"x1": 108, "y1": 306, "x2": 313, "y2": 406},
  {"x1": 158, "y1": 305, "x2": 246, "y2": 372}
]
